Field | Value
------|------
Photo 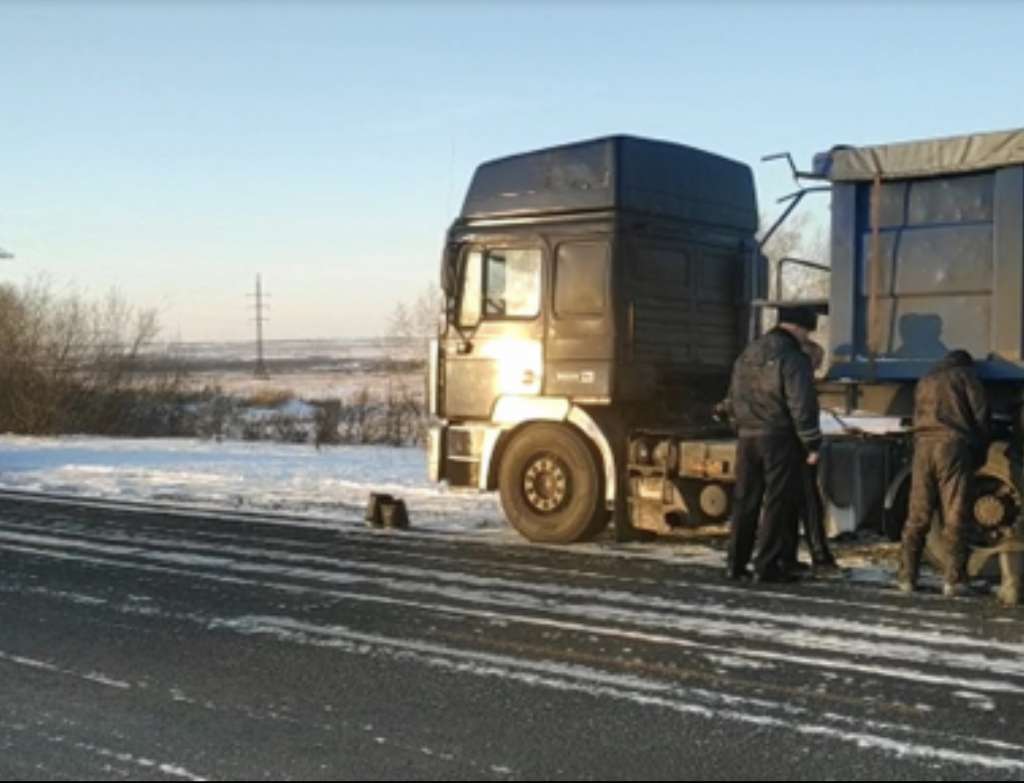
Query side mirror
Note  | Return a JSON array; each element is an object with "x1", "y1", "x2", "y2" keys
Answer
[{"x1": 440, "y1": 242, "x2": 460, "y2": 296}]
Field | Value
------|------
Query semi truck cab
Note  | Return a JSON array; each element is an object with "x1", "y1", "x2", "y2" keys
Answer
[{"x1": 429, "y1": 135, "x2": 760, "y2": 543}]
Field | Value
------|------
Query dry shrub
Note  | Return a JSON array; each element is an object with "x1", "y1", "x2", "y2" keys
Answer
[{"x1": 0, "y1": 279, "x2": 185, "y2": 435}]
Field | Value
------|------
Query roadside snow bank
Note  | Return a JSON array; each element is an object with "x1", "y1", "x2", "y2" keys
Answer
[{"x1": 0, "y1": 436, "x2": 504, "y2": 533}]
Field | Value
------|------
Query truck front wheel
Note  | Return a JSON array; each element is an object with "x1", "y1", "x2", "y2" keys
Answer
[{"x1": 498, "y1": 423, "x2": 607, "y2": 544}]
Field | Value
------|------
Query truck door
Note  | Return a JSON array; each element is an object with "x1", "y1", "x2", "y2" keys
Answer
[
  {"x1": 544, "y1": 239, "x2": 614, "y2": 400},
  {"x1": 443, "y1": 245, "x2": 545, "y2": 420}
]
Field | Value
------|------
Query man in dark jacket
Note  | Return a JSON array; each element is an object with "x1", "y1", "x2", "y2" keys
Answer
[
  {"x1": 898, "y1": 350, "x2": 990, "y2": 597},
  {"x1": 726, "y1": 306, "x2": 823, "y2": 583},
  {"x1": 781, "y1": 339, "x2": 838, "y2": 574}
]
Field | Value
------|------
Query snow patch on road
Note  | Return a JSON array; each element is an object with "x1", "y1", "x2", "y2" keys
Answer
[{"x1": 218, "y1": 614, "x2": 1024, "y2": 775}]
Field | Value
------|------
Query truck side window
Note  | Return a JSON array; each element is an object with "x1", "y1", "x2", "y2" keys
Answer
[
  {"x1": 483, "y1": 248, "x2": 541, "y2": 318},
  {"x1": 458, "y1": 250, "x2": 483, "y2": 327},
  {"x1": 555, "y1": 241, "x2": 608, "y2": 316}
]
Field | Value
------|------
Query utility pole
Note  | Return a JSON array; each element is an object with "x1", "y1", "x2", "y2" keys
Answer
[{"x1": 248, "y1": 274, "x2": 270, "y2": 379}]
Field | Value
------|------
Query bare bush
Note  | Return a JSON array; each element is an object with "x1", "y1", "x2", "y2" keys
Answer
[
  {"x1": 0, "y1": 280, "x2": 186, "y2": 435},
  {"x1": 268, "y1": 413, "x2": 310, "y2": 444},
  {"x1": 381, "y1": 379, "x2": 422, "y2": 446},
  {"x1": 193, "y1": 388, "x2": 237, "y2": 440},
  {"x1": 340, "y1": 387, "x2": 374, "y2": 444},
  {"x1": 313, "y1": 400, "x2": 341, "y2": 449}
]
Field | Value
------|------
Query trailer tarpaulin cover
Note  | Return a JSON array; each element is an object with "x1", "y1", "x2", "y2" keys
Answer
[{"x1": 818, "y1": 127, "x2": 1024, "y2": 181}]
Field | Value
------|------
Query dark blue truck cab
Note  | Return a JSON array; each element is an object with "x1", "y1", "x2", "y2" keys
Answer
[{"x1": 430, "y1": 136, "x2": 759, "y2": 543}]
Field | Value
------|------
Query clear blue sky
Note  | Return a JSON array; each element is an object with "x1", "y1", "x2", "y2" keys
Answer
[{"x1": 2, "y1": 1, "x2": 1023, "y2": 341}]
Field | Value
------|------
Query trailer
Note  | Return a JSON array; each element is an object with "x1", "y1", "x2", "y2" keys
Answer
[{"x1": 814, "y1": 128, "x2": 1024, "y2": 597}]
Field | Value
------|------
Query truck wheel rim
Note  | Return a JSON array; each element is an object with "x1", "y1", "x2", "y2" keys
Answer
[
  {"x1": 974, "y1": 493, "x2": 1007, "y2": 528},
  {"x1": 523, "y1": 454, "x2": 571, "y2": 514}
]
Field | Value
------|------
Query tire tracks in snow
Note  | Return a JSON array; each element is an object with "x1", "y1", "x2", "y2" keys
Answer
[{"x1": 0, "y1": 496, "x2": 1022, "y2": 775}]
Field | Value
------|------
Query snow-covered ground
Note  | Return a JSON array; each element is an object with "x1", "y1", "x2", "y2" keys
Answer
[
  {"x1": 0, "y1": 435, "x2": 716, "y2": 561},
  {"x1": 0, "y1": 436, "x2": 502, "y2": 534},
  {"x1": 150, "y1": 335, "x2": 426, "y2": 403},
  {"x1": 0, "y1": 434, "x2": 900, "y2": 584},
  {"x1": 190, "y1": 369, "x2": 424, "y2": 403},
  {"x1": 150, "y1": 337, "x2": 409, "y2": 363}
]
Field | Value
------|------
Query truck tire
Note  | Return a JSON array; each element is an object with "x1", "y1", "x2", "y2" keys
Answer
[
  {"x1": 923, "y1": 520, "x2": 1001, "y2": 581},
  {"x1": 498, "y1": 423, "x2": 607, "y2": 544},
  {"x1": 922, "y1": 475, "x2": 1017, "y2": 582}
]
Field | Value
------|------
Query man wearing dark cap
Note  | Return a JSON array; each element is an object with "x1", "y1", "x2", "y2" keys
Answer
[
  {"x1": 725, "y1": 306, "x2": 823, "y2": 583},
  {"x1": 898, "y1": 349, "x2": 990, "y2": 597}
]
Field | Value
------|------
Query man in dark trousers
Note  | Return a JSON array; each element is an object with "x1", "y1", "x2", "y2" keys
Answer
[
  {"x1": 782, "y1": 339, "x2": 838, "y2": 574},
  {"x1": 725, "y1": 306, "x2": 823, "y2": 583},
  {"x1": 898, "y1": 350, "x2": 990, "y2": 597}
]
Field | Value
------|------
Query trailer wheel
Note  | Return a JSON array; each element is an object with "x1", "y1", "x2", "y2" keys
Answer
[{"x1": 498, "y1": 423, "x2": 607, "y2": 544}]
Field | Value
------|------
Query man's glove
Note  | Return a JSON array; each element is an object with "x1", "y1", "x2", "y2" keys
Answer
[{"x1": 712, "y1": 399, "x2": 732, "y2": 424}]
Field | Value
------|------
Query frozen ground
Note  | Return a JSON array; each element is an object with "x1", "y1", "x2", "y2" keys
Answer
[
  {"x1": 0, "y1": 434, "x2": 903, "y2": 585},
  {"x1": 0, "y1": 436, "x2": 502, "y2": 534}
]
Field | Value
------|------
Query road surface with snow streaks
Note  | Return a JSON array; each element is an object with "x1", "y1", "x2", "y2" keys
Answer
[{"x1": 0, "y1": 493, "x2": 1022, "y2": 781}]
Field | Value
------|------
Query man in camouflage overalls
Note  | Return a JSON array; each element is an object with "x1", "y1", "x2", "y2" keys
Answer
[{"x1": 898, "y1": 350, "x2": 990, "y2": 597}]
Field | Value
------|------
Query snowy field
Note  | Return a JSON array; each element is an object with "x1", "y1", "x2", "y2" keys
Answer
[
  {"x1": 156, "y1": 336, "x2": 426, "y2": 402},
  {"x1": 151, "y1": 337, "x2": 410, "y2": 364},
  {"x1": 189, "y1": 369, "x2": 425, "y2": 403}
]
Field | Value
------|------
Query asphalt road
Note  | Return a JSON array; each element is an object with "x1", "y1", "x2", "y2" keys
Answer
[{"x1": 0, "y1": 494, "x2": 1022, "y2": 781}]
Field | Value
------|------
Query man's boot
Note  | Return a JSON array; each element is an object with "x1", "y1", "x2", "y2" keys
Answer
[
  {"x1": 997, "y1": 550, "x2": 1021, "y2": 607},
  {"x1": 897, "y1": 547, "x2": 921, "y2": 594},
  {"x1": 942, "y1": 581, "x2": 969, "y2": 598}
]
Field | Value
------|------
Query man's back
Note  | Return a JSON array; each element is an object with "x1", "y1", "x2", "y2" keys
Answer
[
  {"x1": 728, "y1": 327, "x2": 821, "y2": 450},
  {"x1": 901, "y1": 350, "x2": 991, "y2": 594},
  {"x1": 913, "y1": 356, "x2": 989, "y2": 448}
]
